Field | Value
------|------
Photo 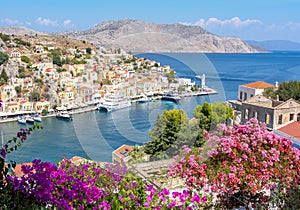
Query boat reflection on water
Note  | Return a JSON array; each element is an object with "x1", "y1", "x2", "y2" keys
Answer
[{"x1": 161, "y1": 92, "x2": 181, "y2": 103}]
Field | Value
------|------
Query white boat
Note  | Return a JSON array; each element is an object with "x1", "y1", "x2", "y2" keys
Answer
[
  {"x1": 161, "y1": 93, "x2": 181, "y2": 103},
  {"x1": 56, "y1": 111, "x2": 72, "y2": 121},
  {"x1": 17, "y1": 116, "x2": 27, "y2": 124},
  {"x1": 97, "y1": 95, "x2": 131, "y2": 112},
  {"x1": 26, "y1": 116, "x2": 35, "y2": 124},
  {"x1": 33, "y1": 114, "x2": 42, "y2": 122},
  {"x1": 136, "y1": 95, "x2": 152, "y2": 103}
]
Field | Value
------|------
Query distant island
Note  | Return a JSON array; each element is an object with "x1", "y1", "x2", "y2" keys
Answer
[
  {"x1": 0, "y1": 19, "x2": 260, "y2": 53},
  {"x1": 246, "y1": 40, "x2": 300, "y2": 51}
]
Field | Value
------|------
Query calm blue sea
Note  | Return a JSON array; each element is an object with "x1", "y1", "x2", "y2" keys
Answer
[{"x1": 2, "y1": 52, "x2": 300, "y2": 163}]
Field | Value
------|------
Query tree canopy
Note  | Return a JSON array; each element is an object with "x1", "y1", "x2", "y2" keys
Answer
[
  {"x1": 0, "y1": 51, "x2": 9, "y2": 65},
  {"x1": 143, "y1": 102, "x2": 233, "y2": 159},
  {"x1": 85, "y1": 47, "x2": 92, "y2": 54},
  {"x1": 21, "y1": 55, "x2": 31, "y2": 64},
  {"x1": 193, "y1": 102, "x2": 233, "y2": 131},
  {"x1": 30, "y1": 91, "x2": 41, "y2": 101},
  {"x1": 144, "y1": 109, "x2": 189, "y2": 158},
  {"x1": 0, "y1": 33, "x2": 10, "y2": 42},
  {"x1": 263, "y1": 80, "x2": 300, "y2": 101},
  {"x1": 165, "y1": 69, "x2": 176, "y2": 81},
  {"x1": 0, "y1": 69, "x2": 8, "y2": 85}
]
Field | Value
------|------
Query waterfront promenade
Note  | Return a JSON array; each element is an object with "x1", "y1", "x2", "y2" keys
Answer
[
  {"x1": 0, "y1": 88, "x2": 217, "y2": 124},
  {"x1": 0, "y1": 105, "x2": 99, "y2": 124}
]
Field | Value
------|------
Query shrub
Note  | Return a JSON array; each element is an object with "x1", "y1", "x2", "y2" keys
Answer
[{"x1": 168, "y1": 118, "x2": 300, "y2": 209}]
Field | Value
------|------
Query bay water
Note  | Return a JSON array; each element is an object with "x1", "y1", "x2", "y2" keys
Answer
[{"x1": 2, "y1": 52, "x2": 300, "y2": 163}]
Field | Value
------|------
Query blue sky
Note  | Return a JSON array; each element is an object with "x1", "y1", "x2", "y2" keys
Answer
[{"x1": 1, "y1": 0, "x2": 300, "y2": 42}]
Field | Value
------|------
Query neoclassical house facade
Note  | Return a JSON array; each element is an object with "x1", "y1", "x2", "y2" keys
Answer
[{"x1": 232, "y1": 95, "x2": 300, "y2": 130}]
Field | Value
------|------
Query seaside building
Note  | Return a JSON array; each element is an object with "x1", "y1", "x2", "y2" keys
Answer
[
  {"x1": 112, "y1": 145, "x2": 133, "y2": 165},
  {"x1": 136, "y1": 78, "x2": 157, "y2": 95},
  {"x1": 274, "y1": 121, "x2": 300, "y2": 148},
  {"x1": 34, "y1": 100, "x2": 50, "y2": 113},
  {"x1": 177, "y1": 78, "x2": 195, "y2": 87},
  {"x1": 76, "y1": 86, "x2": 94, "y2": 104},
  {"x1": 19, "y1": 100, "x2": 34, "y2": 112},
  {"x1": 232, "y1": 95, "x2": 300, "y2": 130},
  {"x1": 238, "y1": 81, "x2": 275, "y2": 102},
  {"x1": 5, "y1": 102, "x2": 19, "y2": 113}
]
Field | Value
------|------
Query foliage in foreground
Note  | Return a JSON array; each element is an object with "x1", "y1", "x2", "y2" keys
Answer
[
  {"x1": 168, "y1": 118, "x2": 300, "y2": 209},
  {"x1": 1, "y1": 118, "x2": 299, "y2": 209},
  {"x1": 0, "y1": 124, "x2": 43, "y2": 209},
  {"x1": 0, "y1": 125, "x2": 206, "y2": 209},
  {"x1": 5, "y1": 159, "x2": 206, "y2": 209}
]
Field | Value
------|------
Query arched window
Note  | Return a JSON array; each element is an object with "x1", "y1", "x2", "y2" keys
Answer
[
  {"x1": 278, "y1": 114, "x2": 283, "y2": 125},
  {"x1": 265, "y1": 113, "x2": 270, "y2": 124},
  {"x1": 245, "y1": 109, "x2": 249, "y2": 120},
  {"x1": 297, "y1": 113, "x2": 300, "y2": 122},
  {"x1": 252, "y1": 111, "x2": 258, "y2": 119},
  {"x1": 290, "y1": 113, "x2": 295, "y2": 121}
]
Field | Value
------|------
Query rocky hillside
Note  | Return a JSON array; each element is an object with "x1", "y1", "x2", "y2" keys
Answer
[
  {"x1": 0, "y1": 20, "x2": 260, "y2": 53},
  {"x1": 0, "y1": 33, "x2": 96, "y2": 79},
  {"x1": 0, "y1": 26, "x2": 44, "y2": 36},
  {"x1": 0, "y1": 37, "x2": 6, "y2": 52},
  {"x1": 59, "y1": 19, "x2": 259, "y2": 53}
]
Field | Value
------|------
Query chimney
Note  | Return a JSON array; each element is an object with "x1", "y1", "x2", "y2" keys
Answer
[{"x1": 276, "y1": 95, "x2": 279, "y2": 101}]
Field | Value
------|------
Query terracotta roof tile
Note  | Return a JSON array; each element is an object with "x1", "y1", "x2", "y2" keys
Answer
[
  {"x1": 14, "y1": 163, "x2": 33, "y2": 177},
  {"x1": 113, "y1": 145, "x2": 133, "y2": 158},
  {"x1": 243, "y1": 81, "x2": 274, "y2": 89},
  {"x1": 278, "y1": 121, "x2": 300, "y2": 139},
  {"x1": 139, "y1": 79, "x2": 153, "y2": 83}
]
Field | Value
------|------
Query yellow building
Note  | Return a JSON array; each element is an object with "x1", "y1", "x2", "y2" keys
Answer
[
  {"x1": 19, "y1": 100, "x2": 33, "y2": 111},
  {"x1": 34, "y1": 100, "x2": 50, "y2": 113},
  {"x1": 6, "y1": 102, "x2": 19, "y2": 113}
]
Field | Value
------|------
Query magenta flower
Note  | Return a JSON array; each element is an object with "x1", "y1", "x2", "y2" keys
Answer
[
  {"x1": 168, "y1": 118, "x2": 300, "y2": 209},
  {"x1": 1, "y1": 148, "x2": 6, "y2": 158},
  {"x1": 191, "y1": 194, "x2": 201, "y2": 203}
]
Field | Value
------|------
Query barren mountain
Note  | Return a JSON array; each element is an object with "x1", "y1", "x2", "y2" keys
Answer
[
  {"x1": 0, "y1": 20, "x2": 260, "y2": 53},
  {"x1": 59, "y1": 19, "x2": 259, "y2": 53},
  {"x1": 0, "y1": 26, "x2": 44, "y2": 36}
]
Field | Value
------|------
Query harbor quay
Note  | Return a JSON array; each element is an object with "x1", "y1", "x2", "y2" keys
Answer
[{"x1": 0, "y1": 87, "x2": 217, "y2": 124}]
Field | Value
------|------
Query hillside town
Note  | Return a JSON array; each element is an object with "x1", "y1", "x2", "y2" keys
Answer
[
  {"x1": 1, "y1": 32, "x2": 300, "y2": 210},
  {"x1": 0, "y1": 33, "x2": 202, "y2": 120}
]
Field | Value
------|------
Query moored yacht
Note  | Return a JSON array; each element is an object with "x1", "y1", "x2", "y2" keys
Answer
[
  {"x1": 136, "y1": 94, "x2": 152, "y2": 103},
  {"x1": 33, "y1": 114, "x2": 42, "y2": 122},
  {"x1": 97, "y1": 94, "x2": 131, "y2": 112},
  {"x1": 56, "y1": 111, "x2": 72, "y2": 121},
  {"x1": 25, "y1": 116, "x2": 35, "y2": 124},
  {"x1": 17, "y1": 116, "x2": 27, "y2": 124}
]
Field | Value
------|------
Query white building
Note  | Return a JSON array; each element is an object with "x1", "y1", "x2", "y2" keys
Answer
[
  {"x1": 238, "y1": 81, "x2": 275, "y2": 102},
  {"x1": 177, "y1": 78, "x2": 195, "y2": 86}
]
